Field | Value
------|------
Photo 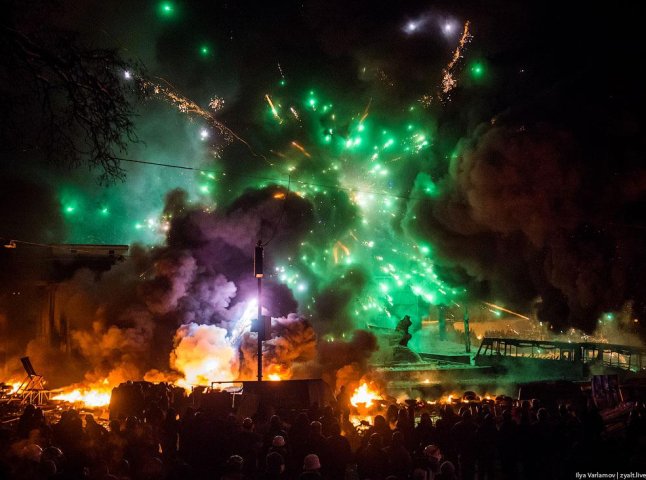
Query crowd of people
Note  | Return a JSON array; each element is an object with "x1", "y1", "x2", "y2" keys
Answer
[{"x1": 1, "y1": 385, "x2": 645, "y2": 480}]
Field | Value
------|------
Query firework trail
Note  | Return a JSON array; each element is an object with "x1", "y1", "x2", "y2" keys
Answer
[
  {"x1": 421, "y1": 20, "x2": 473, "y2": 106},
  {"x1": 441, "y1": 21, "x2": 473, "y2": 97},
  {"x1": 141, "y1": 77, "x2": 269, "y2": 163},
  {"x1": 265, "y1": 94, "x2": 284, "y2": 124},
  {"x1": 290, "y1": 141, "x2": 311, "y2": 158}
]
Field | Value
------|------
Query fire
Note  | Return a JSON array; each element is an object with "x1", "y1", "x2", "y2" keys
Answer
[
  {"x1": 265, "y1": 364, "x2": 290, "y2": 381},
  {"x1": 53, "y1": 387, "x2": 111, "y2": 408},
  {"x1": 171, "y1": 323, "x2": 237, "y2": 388},
  {"x1": 350, "y1": 414, "x2": 373, "y2": 429},
  {"x1": 1, "y1": 379, "x2": 23, "y2": 395},
  {"x1": 52, "y1": 378, "x2": 113, "y2": 408},
  {"x1": 435, "y1": 392, "x2": 499, "y2": 405},
  {"x1": 350, "y1": 382, "x2": 382, "y2": 408},
  {"x1": 439, "y1": 393, "x2": 465, "y2": 404}
]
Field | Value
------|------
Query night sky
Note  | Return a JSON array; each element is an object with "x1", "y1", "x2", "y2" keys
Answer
[{"x1": 2, "y1": 0, "x2": 646, "y2": 343}]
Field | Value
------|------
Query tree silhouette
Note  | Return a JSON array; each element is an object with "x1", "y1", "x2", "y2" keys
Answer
[{"x1": 0, "y1": 2, "x2": 141, "y2": 183}]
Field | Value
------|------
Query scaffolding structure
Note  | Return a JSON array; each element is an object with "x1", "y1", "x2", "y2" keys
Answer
[{"x1": 10, "y1": 357, "x2": 51, "y2": 405}]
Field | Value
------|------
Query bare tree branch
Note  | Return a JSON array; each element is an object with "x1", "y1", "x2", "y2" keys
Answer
[{"x1": 0, "y1": 11, "x2": 142, "y2": 183}]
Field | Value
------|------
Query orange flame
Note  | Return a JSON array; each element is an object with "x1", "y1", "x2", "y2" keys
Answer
[
  {"x1": 53, "y1": 388, "x2": 111, "y2": 408},
  {"x1": 52, "y1": 379, "x2": 112, "y2": 408},
  {"x1": 350, "y1": 382, "x2": 382, "y2": 408},
  {"x1": 265, "y1": 364, "x2": 290, "y2": 381},
  {"x1": 4, "y1": 381, "x2": 22, "y2": 395}
]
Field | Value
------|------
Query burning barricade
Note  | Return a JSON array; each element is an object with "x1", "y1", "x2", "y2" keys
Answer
[
  {"x1": 350, "y1": 382, "x2": 384, "y2": 410},
  {"x1": 346, "y1": 381, "x2": 389, "y2": 431},
  {"x1": 343, "y1": 380, "x2": 513, "y2": 435}
]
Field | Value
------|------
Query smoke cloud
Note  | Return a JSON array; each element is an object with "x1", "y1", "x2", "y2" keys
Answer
[
  {"x1": 406, "y1": 116, "x2": 646, "y2": 333},
  {"x1": 170, "y1": 323, "x2": 237, "y2": 386},
  {"x1": 2, "y1": 189, "x2": 379, "y2": 391}
]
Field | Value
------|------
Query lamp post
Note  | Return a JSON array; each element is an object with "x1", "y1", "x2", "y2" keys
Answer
[{"x1": 254, "y1": 241, "x2": 264, "y2": 382}]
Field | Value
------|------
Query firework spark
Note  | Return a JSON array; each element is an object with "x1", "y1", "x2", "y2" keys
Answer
[
  {"x1": 421, "y1": 20, "x2": 473, "y2": 106},
  {"x1": 265, "y1": 94, "x2": 283, "y2": 123},
  {"x1": 141, "y1": 78, "x2": 269, "y2": 163},
  {"x1": 482, "y1": 302, "x2": 530, "y2": 320},
  {"x1": 291, "y1": 141, "x2": 311, "y2": 158},
  {"x1": 440, "y1": 21, "x2": 473, "y2": 97},
  {"x1": 209, "y1": 96, "x2": 225, "y2": 111}
]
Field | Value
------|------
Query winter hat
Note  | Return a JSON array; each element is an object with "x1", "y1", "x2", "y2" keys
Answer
[{"x1": 303, "y1": 453, "x2": 321, "y2": 471}]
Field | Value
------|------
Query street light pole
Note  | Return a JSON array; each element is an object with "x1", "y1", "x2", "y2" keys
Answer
[
  {"x1": 254, "y1": 241, "x2": 264, "y2": 382},
  {"x1": 257, "y1": 275, "x2": 262, "y2": 381}
]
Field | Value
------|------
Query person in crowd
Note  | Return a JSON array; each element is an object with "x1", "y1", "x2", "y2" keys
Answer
[
  {"x1": 435, "y1": 405, "x2": 458, "y2": 466},
  {"x1": 234, "y1": 417, "x2": 263, "y2": 477},
  {"x1": 435, "y1": 460, "x2": 457, "y2": 480},
  {"x1": 336, "y1": 386, "x2": 351, "y2": 424},
  {"x1": 289, "y1": 413, "x2": 310, "y2": 462},
  {"x1": 413, "y1": 412, "x2": 436, "y2": 454},
  {"x1": 321, "y1": 421, "x2": 352, "y2": 480},
  {"x1": 476, "y1": 410, "x2": 497, "y2": 479},
  {"x1": 262, "y1": 451, "x2": 285, "y2": 480},
  {"x1": 304, "y1": 421, "x2": 326, "y2": 459},
  {"x1": 268, "y1": 435, "x2": 289, "y2": 466},
  {"x1": 419, "y1": 444, "x2": 442, "y2": 478},
  {"x1": 357, "y1": 432, "x2": 389, "y2": 480},
  {"x1": 363, "y1": 415, "x2": 392, "y2": 448},
  {"x1": 384, "y1": 430, "x2": 412, "y2": 479},
  {"x1": 2, "y1": 388, "x2": 630, "y2": 480},
  {"x1": 265, "y1": 415, "x2": 289, "y2": 452},
  {"x1": 497, "y1": 409, "x2": 518, "y2": 480},
  {"x1": 221, "y1": 454, "x2": 246, "y2": 480},
  {"x1": 451, "y1": 409, "x2": 477, "y2": 480},
  {"x1": 300, "y1": 453, "x2": 323, "y2": 480}
]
